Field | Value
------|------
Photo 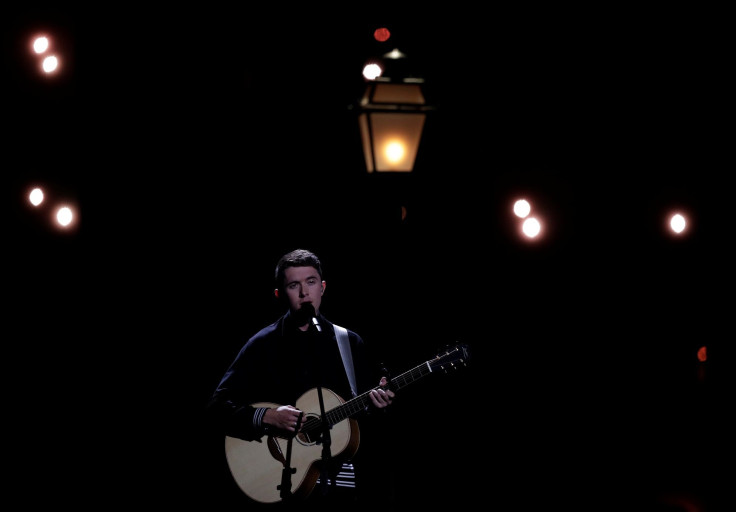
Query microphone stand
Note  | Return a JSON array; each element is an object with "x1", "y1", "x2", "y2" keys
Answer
[
  {"x1": 277, "y1": 412, "x2": 303, "y2": 502},
  {"x1": 310, "y1": 318, "x2": 333, "y2": 496},
  {"x1": 316, "y1": 383, "x2": 332, "y2": 495}
]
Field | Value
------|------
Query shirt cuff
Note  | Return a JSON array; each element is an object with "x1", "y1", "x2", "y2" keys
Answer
[{"x1": 253, "y1": 406, "x2": 270, "y2": 432}]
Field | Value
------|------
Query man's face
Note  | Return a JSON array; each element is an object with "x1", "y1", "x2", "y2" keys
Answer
[{"x1": 283, "y1": 266, "x2": 324, "y2": 315}]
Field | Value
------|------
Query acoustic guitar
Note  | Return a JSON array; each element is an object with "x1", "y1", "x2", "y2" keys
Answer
[{"x1": 224, "y1": 343, "x2": 470, "y2": 504}]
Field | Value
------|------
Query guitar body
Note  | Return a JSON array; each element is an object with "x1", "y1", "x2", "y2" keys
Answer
[{"x1": 225, "y1": 387, "x2": 360, "y2": 504}]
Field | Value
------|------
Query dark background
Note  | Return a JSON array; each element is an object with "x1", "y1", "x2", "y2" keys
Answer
[{"x1": 4, "y1": 6, "x2": 733, "y2": 511}]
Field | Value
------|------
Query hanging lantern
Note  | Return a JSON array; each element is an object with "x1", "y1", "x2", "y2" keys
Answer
[{"x1": 357, "y1": 48, "x2": 433, "y2": 173}]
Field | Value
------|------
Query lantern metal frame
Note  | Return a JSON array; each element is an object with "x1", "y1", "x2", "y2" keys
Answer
[{"x1": 358, "y1": 76, "x2": 433, "y2": 173}]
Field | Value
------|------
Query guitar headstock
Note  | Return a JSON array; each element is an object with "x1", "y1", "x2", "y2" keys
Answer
[{"x1": 429, "y1": 343, "x2": 470, "y2": 373}]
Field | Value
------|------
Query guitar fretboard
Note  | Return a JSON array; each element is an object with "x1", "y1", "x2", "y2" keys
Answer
[
  {"x1": 301, "y1": 344, "x2": 468, "y2": 435},
  {"x1": 327, "y1": 360, "x2": 434, "y2": 426}
]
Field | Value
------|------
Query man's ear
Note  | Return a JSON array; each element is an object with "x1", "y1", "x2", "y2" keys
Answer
[
  {"x1": 274, "y1": 288, "x2": 279, "y2": 299},
  {"x1": 321, "y1": 281, "x2": 326, "y2": 294}
]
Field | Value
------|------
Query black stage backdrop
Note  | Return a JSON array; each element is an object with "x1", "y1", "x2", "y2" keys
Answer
[{"x1": 4, "y1": 6, "x2": 733, "y2": 511}]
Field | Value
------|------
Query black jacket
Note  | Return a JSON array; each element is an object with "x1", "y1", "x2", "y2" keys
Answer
[{"x1": 206, "y1": 309, "x2": 379, "y2": 442}]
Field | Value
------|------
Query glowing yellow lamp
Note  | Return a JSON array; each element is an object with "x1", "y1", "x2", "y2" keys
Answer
[{"x1": 358, "y1": 80, "x2": 429, "y2": 172}]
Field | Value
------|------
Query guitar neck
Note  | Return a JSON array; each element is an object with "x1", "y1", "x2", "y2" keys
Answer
[
  {"x1": 300, "y1": 344, "x2": 468, "y2": 433},
  {"x1": 326, "y1": 359, "x2": 435, "y2": 426}
]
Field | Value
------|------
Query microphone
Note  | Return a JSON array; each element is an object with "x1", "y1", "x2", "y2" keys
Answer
[{"x1": 301, "y1": 303, "x2": 322, "y2": 332}]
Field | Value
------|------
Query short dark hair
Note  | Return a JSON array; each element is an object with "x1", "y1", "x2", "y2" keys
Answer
[{"x1": 275, "y1": 249, "x2": 323, "y2": 290}]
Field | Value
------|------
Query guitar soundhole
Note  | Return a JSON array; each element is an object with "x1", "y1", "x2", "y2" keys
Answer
[{"x1": 296, "y1": 413, "x2": 322, "y2": 446}]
